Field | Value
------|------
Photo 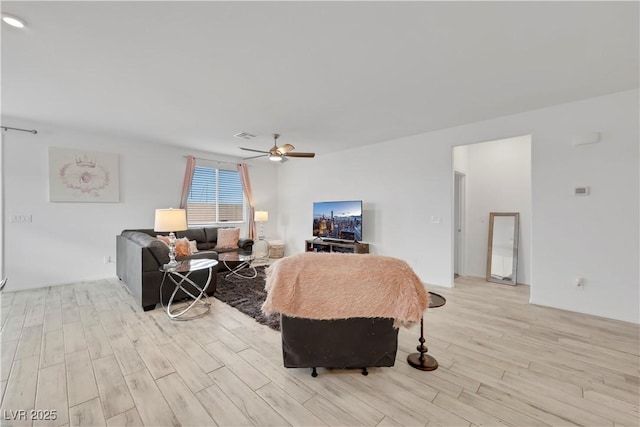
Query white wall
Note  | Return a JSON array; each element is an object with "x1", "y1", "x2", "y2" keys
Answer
[
  {"x1": 3, "y1": 90, "x2": 637, "y2": 323},
  {"x1": 249, "y1": 161, "x2": 279, "y2": 240},
  {"x1": 454, "y1": 135, "x2": 532, "y2": 284},
  {"x1": 2, "y1": 118, "x2": 278, "y2": 291},
  {"x1": 278, "y1": 89, "x2": 639, "y2": 324}
]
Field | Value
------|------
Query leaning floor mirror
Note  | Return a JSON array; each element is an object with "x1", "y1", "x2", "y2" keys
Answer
[{"x1": 486, "y1": 212, "x2": 520, "y2": 285}]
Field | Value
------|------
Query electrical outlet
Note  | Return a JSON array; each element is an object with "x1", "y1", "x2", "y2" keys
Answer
[{"x1": 431, "y1": 216, "x2": 441, "y2": 224}]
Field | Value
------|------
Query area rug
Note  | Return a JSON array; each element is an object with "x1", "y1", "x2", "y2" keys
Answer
[{"x1": 214, "y1": 266, "x2": 280, "y2": 331}]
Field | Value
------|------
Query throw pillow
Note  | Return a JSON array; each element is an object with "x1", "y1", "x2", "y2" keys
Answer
[
  {"x1": 215, "y1": 228, "x2": 240, "y2": 249},
  {"x1": 175, "y1": 238, "x2": 191, "y2": 257},
  {"x1": 156, "y1": 235, "x2": 192, "y2": 257},
  {"x1": 189, "y1": 240, "x2": 198, "y2": 253}
]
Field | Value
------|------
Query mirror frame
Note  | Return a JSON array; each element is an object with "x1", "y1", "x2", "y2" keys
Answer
[{"x1": 486, "y1": 212, "x2": 520, "y2": 286}]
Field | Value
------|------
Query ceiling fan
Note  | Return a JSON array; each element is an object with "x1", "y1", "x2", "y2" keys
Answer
[{"x1": 240, "y1": 134, "x2": 315, "y2": 162}]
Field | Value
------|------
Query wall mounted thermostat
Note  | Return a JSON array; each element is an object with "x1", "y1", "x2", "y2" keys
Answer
[{"x1": 574, "y1": 186, "x2": 590, "y2": 196}]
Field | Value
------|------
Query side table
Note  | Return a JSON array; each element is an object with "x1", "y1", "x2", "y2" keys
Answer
[
  {"x1": 407, "y1": 291, "x2": 446, "y2": 370},
  {"x1": 267, "y1": 240, "x2": 285, "y2": 258},
  {"x1": 159, "y1": 258, "x2": 218, "y2": 321},
  {"x1": 218, "y1": 252, "x2": 257, "y2": 279}
]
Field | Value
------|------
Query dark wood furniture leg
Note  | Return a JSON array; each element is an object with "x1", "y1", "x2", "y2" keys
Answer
[
  {"x1": 407, "y1": 291, "x2": 446, "y2": 371},
  {"x1": 407, "y1": 317, "x2": 439, "y2": 370}
]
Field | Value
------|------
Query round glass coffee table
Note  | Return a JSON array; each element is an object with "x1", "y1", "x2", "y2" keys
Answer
[
  {"x1": 159, "y1": 258, "x2": 218, "y2": 320},
  {"x1": 218, "y1": 252, "x2": 257, "y2": 279}
]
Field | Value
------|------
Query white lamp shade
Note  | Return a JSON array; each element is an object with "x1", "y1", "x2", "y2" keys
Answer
[
  {"x1": 254, "y1": 210, "x2": 269, "y2": 222},
  {"x1": 154, "y1": 208, "x2": 187, "y2": 232}
]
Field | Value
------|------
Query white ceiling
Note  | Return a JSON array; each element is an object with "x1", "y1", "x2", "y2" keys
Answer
[{"x1": 2, "y1": 1, "x2": 638, "y2": 158}]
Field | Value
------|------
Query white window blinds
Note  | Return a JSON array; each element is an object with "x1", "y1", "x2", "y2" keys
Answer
[{"x1": 187, "y1": 165, "x2": 245, "y2": 225}]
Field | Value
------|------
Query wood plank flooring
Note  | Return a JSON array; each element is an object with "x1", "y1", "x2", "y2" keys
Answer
[{"x1": 0, "y1": 276, "x2": 638, "y2": 426}]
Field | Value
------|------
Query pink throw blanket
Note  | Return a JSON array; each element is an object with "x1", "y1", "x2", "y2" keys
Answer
[{"x1": 262, "y1": 252, "x2": 428, "y2": 327}]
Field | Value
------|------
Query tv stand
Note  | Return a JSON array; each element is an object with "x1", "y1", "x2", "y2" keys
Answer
[{"x1": 305, "y1": 239, "x2": 369, "y2": 254}]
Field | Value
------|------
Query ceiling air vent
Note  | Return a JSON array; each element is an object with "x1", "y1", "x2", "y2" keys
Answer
[{"x1": 234, "y1": 132, "x2": 256, "y2": 140}]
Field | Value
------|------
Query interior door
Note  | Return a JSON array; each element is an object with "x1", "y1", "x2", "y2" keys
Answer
[{"x1": 454, "y1": 172, "x2": 465, "y2": 277}]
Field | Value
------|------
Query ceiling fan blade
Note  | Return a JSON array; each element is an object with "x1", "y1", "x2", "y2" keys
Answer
[
  {"x1": 240, "y1": 147, "x2": 269, "y2": 154},
  {"x1": 284, "y1": 152, "x2": 315, "y2": 158},
  {"x1": 242, "y1": 154, "x2": 266, "y2": 160},
  {"x1": 276, "y1": 143, "x2": 295, "y2": 154}
]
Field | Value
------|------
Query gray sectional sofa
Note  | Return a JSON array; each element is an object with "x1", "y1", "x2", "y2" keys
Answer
[{"x1": 116, "y1": 227, "x2": 253, "y2": 311}]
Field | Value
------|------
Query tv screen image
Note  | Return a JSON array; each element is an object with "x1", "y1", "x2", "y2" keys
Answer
[{"x1": 313, "y1": 200, "x2": 363, "y2": 241}]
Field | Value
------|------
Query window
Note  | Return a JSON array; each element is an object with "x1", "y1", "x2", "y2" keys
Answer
[{"x1": 187, "y1": 166, "x2": 245, "y2": 225}]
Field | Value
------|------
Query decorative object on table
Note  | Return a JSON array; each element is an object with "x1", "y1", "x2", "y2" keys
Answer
[
  {"x1": 240, "y1": 133, "x2": 316, "y2": 162},
  {"x1": 407, "y1": 291, "x2": 446, "y2": 371},
  {"x1": 253, "y1": 210, "x2": 270, "y2": 261},
  {"x1": 154, "y1": 208, "x2": 188, "y2": 269},
  {"x1": 214, "y1": 266, "x2": 280, "y2": 330},
  {"x1": 49, "y1": 147, "x2": 119, "y2": 202},
  {"x1": 159, "y1": 258, "x2": 218, "y2": 320}
]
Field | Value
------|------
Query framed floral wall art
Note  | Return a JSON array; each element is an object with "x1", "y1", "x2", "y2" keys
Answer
[{"x1": 49, "y1": 147, "x2": 120, "y2": 202}]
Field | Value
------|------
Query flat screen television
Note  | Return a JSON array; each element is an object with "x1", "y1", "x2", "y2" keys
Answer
[{"x1": 313, "y1": 200, "x2": 363, "y2": 242}]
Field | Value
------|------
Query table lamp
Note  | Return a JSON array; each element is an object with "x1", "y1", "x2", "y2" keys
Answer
[
  {"x1": 154, "y1": 208, "x2": 188, "y2": 268},
  {"x1": 254, "y1": 210, "x2": 269, "y2": 260},
  {"x1": 254, "y1": 210, "x2": 269, "y2": 239}
]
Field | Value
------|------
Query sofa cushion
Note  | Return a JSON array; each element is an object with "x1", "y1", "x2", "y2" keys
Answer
[
  {"x1": 200, "y1": 227, "x2": 219, "y2": 250},
  {"x1": 122, "y1": 229, "x2": 156, "y2": 242},
  {"x1": 147, "y1": 239, "x2": 170, "y2": 267},
  {"x1": 176, "y1": 228, "x2": 206, "y2": 243},
  {"x1": 178, "y1": 250, "x2": 219, "y2": 261}
]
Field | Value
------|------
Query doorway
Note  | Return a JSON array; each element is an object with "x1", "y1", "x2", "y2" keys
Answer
[{"x1": 452, "y1": 135, "x2": 532, "y2": 285}]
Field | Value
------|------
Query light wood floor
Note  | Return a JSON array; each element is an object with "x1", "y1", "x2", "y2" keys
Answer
[{"x1": 1, "y1": 276, "x2": 638, "y2": 427}]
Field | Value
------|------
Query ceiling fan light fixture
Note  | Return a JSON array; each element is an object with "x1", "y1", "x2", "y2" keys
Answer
[{"x1": 240, "y1": 133, "x2": 314, "y2": 162}]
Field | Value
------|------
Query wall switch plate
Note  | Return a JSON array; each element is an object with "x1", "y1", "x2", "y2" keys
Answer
[{"x1": 10, "y1": 214, "x2": 32, "y2": 223}]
